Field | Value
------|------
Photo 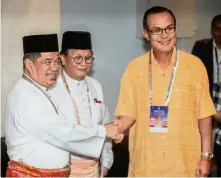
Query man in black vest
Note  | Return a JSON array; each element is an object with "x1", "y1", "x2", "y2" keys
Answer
[{"x1": 192, "y1": 14, "x2": 221, "y2": 177}]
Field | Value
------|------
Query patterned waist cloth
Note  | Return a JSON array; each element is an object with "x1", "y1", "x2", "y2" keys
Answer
[
  {"x1": 69, "y1": 159, "x2": 99, "y2": 177},
  {"x1": 6, "y1": 160, "x2": 70, "y2": 177}
]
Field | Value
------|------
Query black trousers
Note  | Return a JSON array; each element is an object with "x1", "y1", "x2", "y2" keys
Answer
[{"x1": 214, "y1": 142, "x2": 221, "y2": 177}]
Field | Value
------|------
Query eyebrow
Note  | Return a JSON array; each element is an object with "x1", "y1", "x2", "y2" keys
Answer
[
  {"x1": 73, "y1": 52, "x2": 93, "y2": 56},
  {"x1": 44, "y1": 58, "x2": 60, "y2": 63},
  {"x1": 44, "y1": 58, "x2": 52, "y2": 62},
  {"x1": 151, "y1": 24, "x2": 175, "y2": 29}
]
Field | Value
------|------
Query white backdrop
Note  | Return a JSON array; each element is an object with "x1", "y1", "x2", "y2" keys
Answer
[{"x1": 1, "y1": 0, "x2": 60, "y2": 136}]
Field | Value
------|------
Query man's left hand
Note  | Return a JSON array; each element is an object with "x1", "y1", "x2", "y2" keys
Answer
[
  {"x1": 102, "y1": 167, "x2": 109, "y2": 177},
  {"x1": 195, "y1": 158, "x2": 211, "y2": 177}
]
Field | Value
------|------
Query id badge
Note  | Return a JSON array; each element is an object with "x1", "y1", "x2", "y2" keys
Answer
[{"x1": 149, "y1": 106, "x2": 168, "y2": 133}]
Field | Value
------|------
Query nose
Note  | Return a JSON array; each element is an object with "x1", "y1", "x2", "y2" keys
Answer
[
  {"x1": 161, "y1": 30, "x2": 169, "y2": 39},
  {"x1": 161, "y1": 29, "x2": 168, "y2": 37},
  {"x1": 80, "y1": 59, "x2": 87, "y2": 66},
  {"x1": 51, "y1": 61, "x2": 61, "y2": 71}
]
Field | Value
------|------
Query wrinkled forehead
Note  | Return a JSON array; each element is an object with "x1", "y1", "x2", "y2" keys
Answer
[
  {"x1": 39, "y1": 52, "x2": 60, "y2": 60},
  {"x1": 67, "y1": 49, "x2": 93, "y2": 56},
  {"x1": 147, "y1": 12, "x2": 175, "y2": 29}
]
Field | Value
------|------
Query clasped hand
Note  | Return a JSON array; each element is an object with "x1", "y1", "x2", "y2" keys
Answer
[{"x1": 105, "y1": 119, "x2": 124, "y2": 143}]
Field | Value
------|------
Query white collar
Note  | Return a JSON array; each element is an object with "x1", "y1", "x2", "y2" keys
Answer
[
  {"x1": 63, "y1": 71, "x2": 86, "y2": 89},
  {"x1": 213, "y1": 39, "x2": 221, "y2": 53}
]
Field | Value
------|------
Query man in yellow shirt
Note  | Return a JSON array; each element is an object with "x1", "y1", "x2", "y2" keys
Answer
[{"x1": 114, "y1": 6, "x2": 216, "y2": 177}]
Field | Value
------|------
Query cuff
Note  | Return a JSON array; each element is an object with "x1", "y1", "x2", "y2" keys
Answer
[
  {"x1": 97, "y1": 125, "x2": 106, "y2": 138},
  {"x1": 101, "y1": 159, "x2": 112, "y2": 169}
]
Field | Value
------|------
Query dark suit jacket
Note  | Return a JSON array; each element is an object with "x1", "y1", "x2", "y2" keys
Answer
[{"x1": 192, "y1": 38, "x2": 214, "y2": 96}]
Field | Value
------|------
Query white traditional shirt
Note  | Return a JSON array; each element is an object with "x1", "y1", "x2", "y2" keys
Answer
[
  {"x1": 49, "y1": 71, "x2": 113, "y2": 169},
  {"x1": 4, "y1": 74, "x2": 106, "y2": 169}
]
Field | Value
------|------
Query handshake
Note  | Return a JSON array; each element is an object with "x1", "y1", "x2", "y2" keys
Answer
[{"x1": 104, "y1": 119, "x2": 124, "y2": 144}]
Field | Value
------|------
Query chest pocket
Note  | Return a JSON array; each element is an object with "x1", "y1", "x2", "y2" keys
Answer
[
  {"x1": 170, "y1": 83, "x2": 195, "y2": 112},
  {"x1": 91, "y1": 96, "x2": 103, "y2": 124}
]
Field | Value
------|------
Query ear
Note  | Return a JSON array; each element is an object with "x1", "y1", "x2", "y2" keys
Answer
[
  {"x1": 142, "y1": 29, "x2": 150, "y2": 41},
  {"x1": 24, "y1": 58, "x2": 34, "y2": 72},
  {"x1": 60, "y1": 55, "x2": 66, "y2": 66}
]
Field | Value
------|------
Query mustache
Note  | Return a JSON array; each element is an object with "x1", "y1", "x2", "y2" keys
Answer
[{"x1": 46, "y1": 72, "x2": 58, "y2": 76}]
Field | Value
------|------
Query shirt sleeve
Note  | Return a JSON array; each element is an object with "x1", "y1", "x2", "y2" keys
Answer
[
  {"x1": 16, "y1": 94, "x2": 106, "y2": 159},
  {"x1": 114, "y1": 68, "x2": 136, "y2": 120},
  {"x1": 195, "y1": 65, "x2": 216, "y2": 119},
  {"x1": 100, "y1": 99, "x2": 113, "y2": 169}
]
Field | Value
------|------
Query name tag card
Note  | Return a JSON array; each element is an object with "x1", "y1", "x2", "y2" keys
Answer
[{"x1": 149, "y1": 106, "x2": 168, "y2": 133}]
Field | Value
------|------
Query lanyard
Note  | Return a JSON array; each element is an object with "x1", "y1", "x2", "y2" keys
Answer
[
  {"x1": 22, "y1": 74, "x2": 59, "y2": 114},
  {"x1": 214, "y1": 47, "x2": 220, "y2": 82},
  {"x1": 61, "y1": 71, "x2": 92, "y2": 124},
  {"x1": 148, "y1": 49, "x2": 179, "y2": 106}
]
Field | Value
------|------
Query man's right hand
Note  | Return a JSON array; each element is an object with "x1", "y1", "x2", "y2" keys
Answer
[{"x1": 104, "y1": 123, "x2": 122, "y2": 138}]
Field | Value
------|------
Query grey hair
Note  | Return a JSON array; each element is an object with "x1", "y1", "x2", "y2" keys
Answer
[{"x1": 23, "y1": 53, "x2": 41, "y2": 70}]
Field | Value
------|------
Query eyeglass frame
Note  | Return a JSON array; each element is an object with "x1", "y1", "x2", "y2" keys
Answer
[
  {"x1": 213, "y1": 27, "x2": 221, "y2": 33},
  {"x1": 71, "y1": 55, "x2": 95, "y2": 64},
  {"x1": 147, "y1": 26, "x2": 176, "y2": 35}
]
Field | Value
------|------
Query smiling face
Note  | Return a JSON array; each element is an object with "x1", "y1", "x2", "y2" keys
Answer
[
  {"x1": 24, "y1": 52, "x2": 61, "y2": 87},
  {"x1": 143, "y1": 11, "x2": 176, "y2": 54},
  {"x1": 61, "y1": 49, "x2": 93, "y2": 81}
]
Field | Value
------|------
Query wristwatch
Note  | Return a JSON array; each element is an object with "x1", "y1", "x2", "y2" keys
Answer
[{"x1": 201, "y1": 152, "x2": 214, "y2": 160}]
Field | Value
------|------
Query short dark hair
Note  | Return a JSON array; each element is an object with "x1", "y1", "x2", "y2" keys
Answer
[
  {"x1": 211, "y1": 14, "x2": 221, "y2": 29},
  {"x1": 143, "y1": 6, "x2": 176, "y2": 29}
]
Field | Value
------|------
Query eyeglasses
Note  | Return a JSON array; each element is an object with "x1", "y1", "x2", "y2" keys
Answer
[
  {"x1": 71, "y1": 55, "x2": 95, "y2": 64},
  {"x1": 148, "y1": 26, "x2": 176, "y2": 35},
  {"x1": 213, "y1": 27, "x2": 221, "y2": 33}
]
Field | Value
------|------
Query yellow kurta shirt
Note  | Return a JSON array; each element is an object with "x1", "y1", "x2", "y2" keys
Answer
[{"x1": 115, "y1": 47, "x2": 216, "y2": 177}]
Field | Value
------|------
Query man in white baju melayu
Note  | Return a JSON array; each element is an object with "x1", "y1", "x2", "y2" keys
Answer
[{"x1": 49, "y1": 31, "x2": 123, "y2": 177}]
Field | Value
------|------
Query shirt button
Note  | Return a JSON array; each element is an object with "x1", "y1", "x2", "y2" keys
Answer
[{"x1": 161, "y1": 136, "x2": 166, "y2": 139}]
